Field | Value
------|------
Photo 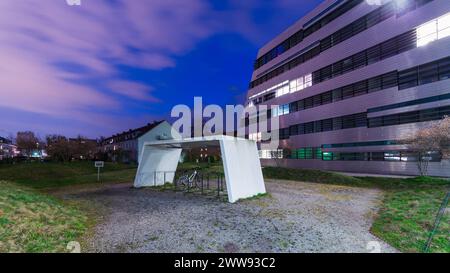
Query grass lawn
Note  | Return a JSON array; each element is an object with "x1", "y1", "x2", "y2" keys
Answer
[
  {"x1": 263, "y1": 167, "x2": 450, "y2": 253},
  {"x1": 0, "y1": 181, "x2": 88, "y2": 252},
  {"x1": 0, "y1": 161, "x2": 136, "y2": 253},
  {"x1": 0, "y1": 161, "x2": 137, "y2": 189}
]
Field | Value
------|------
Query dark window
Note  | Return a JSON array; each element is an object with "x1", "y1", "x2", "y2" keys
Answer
[
  {"x1": 382, "y1": 114, "x2": 399, "y2": 126},
  {"x1": 352, "y1": 17, "x2": 367, "y2": 34},
  {"x1": 342, "y1": 115, "x2": 355, "y2": 129},
  {"x1": 313, "y1": 95, "x2": 322, "y2": 107},
  {"x1": 333, "y1": 117, "x2": 343, "y2": 130},
  {"x1": 289, "y1": 102, "x2": 298, "y2": 113},
  {"x1": 439, "y1": 57, "x2": 450, "y2": 80},
  {"x1": 320, "y1": 65, "x2": 333, "y2": 81},
  {"x1": 381, "y1": 38, "x2": 397, "y2": 59},
  {"x1": 368, "y1": 76, "x2": 382, "y2": 92},
  {"x1": 342, "y1": 85, "x2": 354, "y2": 99},
  {"x1": 398, "y1": 111, "x2": 419, "y2": 124},
  {"x1": 367, "y1": 45, "x2": 381, "y2": 65},
  {"x1": 382, "y1": 71, "x2": 398, "y2": 89},
  {"x1": 314, "y1": 121, "x2": 322, "y2": 133},
  {"x1": 304, "y1": 97, "x2": 314, "y2": 109},
  {"x1": 354, "y1": 113, "x2": 367, "y2": 127},
  {"x1": 332, "y1": 88, "x2": 342, "y2": 102},
  {"x1": 321, "y1": 91, "x2": 333, "y2": 105},
  {"x1": 353, "y1": 80, "x2": 368, "y2": 96},
  {"x1": 353, "y1": 51, "x2": 367, "y2": 69},
  {"x1": 297, "y1": 100, "x2": 305, "y2": 110},
  {"x1": 398, "y1": 67, "x2": 418, "y2": 90},
  {"x1": 342, "y1": 57, "x2": 353, "y2": 73},
  {"x1": 332, "y1": 62, "x2": 343, "y2": 77},
  {"x1": 418, "y1": 62, "x2": 439, "y2": 85},
  {"x1": 298, "y1": 124, "x2": 305, "y2": 135},
  {"x1": 321, "y1": 36, "x2": 333, "y2": 51},
  {"x1": 304, "y1": 122, "x2": 314, "y2": 134},
  {"x1": 368, "y1": 117, "x2": 383, "y2": 128},
  {"x1": 289, "y1": 125, "x2": 299, "y2": 136},
  {"x1": 322, "y1": 118, "x2": 333, "y2": 132}
]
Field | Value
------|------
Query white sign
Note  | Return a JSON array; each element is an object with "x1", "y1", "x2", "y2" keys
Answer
[{"x1": 95, "y1": 161, "x2": 104, "y2": 168}]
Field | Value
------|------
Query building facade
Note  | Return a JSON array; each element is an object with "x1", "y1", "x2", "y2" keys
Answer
[
  {"x1": 246, "y1": 0, "x2": 450, "y2": 177},
  {"x1": 99, "y1": 121, "x2": 181, "y2": 163},
  {"x1": 0, "y1": 137, "x2": 17, "y2": 160}
]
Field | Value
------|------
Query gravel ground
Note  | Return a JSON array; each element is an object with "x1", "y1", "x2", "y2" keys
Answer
[{"x1": 58, "y1": 180, "x2": 397, "y2": 253}]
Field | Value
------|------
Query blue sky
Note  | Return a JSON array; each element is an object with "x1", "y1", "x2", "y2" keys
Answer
[{"x1": 0, "y1": 0, "x2": 322, "y2": 138}]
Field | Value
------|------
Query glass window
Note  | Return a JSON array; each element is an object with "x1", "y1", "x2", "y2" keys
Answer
[
  {"x1": 439, "y1": 57, "x2": 450, "y2": 80},
  {"x1": 418, "y1": 62, "x2": 439, "y2": 85},
  {"x1": 417, "y1": 20, "x2": 437, "y2": 47},
  {"x1": 398, "y1": 67, "x2": 418, "y2": 90},
  {"x1": 368, "y1": 76, "x2": 382, "y2": 92},
  {"x1": 438, "y1": 13, "x2": 450, "y2": 39}
]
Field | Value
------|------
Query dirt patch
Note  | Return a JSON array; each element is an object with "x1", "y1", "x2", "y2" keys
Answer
[{"x1": 57, "y1": 180, "x2": 397, "y2": 253}]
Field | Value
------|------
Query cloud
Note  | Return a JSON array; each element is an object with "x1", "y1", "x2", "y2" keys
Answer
[
  {"x1": 0, "y1": 0, "x2": 320, "y2": 137},
  {"x1": 108, "y1": 80, "x2": 160, "y2": 102}
]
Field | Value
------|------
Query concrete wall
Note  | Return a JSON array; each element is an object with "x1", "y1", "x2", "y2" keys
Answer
[{"x1": 137, "y1": 121, "x2": 181, "y2": 163}]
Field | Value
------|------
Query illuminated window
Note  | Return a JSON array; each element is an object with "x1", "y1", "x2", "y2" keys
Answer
[
  {"x1": 289, "y1": 74, "x2": 312, "y2": 93},
  {"x1": 417, "y1": 12, "x2": 450, "y2": 47},
  {"x1": 249, "y1": 132, "x2": 262, "y2": 142},
  {"x1": 438, "y1": 13, "x2": 450, "y2": 39}
]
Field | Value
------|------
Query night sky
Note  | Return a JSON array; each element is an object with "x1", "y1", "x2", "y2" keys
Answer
[{"x1": 0, "y1": 0, "x2": 322, "y2": 139}]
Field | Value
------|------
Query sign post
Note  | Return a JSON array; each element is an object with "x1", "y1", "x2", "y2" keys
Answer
[{"x1": 95, "y1": 161, "x2": 104, "y2": 181}]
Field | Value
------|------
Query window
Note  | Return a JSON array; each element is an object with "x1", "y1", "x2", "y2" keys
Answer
[
  {"x1": 417, "y1": 20, "x2": 437, "y2": 47},
  {"x1": 439, "y1": 57, "x2": 450, "y2": 80},
  {"x1": 381, "y1": 71, "x2": 398, "y2": 89},
  {"x1": 342, "y1": 57, "x2": 353, "y2": 73},
  {"x1": 322, "y1": 91, "x2": 333, "y2": 105},
  {"x1": 304, "y1": 122, "x2": 314, "y2": 134},
  {"x1": 333, "y1": 117, "x2": 343, "y2": 130},
  {"x1": 417, "y1": 12, "x2": 450, "y2": 47},
  {"x1": 289, "y1": 74, "x2": 312, "y2": 93},
  {"x1": 398, "y1": 67, "x2": 418, "y2": 90},
  {"x1": 367, "y1": 45, "x2": 381, "y2": 65},
  {"x1": 368, "y1": 76, "x2": 382, "y2": 92},
  {"x1": 332, "y1": 88, "x2": 342, "y2": 102},
  {"x1": 438, "y1": 13, "x2": 450, "y2": 39},
  {"x1": 353, "y1": 81, "x2": 367, "y2": 96},
  {"x1": 381, "y1": 37, "x2": 398, "y2": 59},
  {"x1": 322, "y1": 119, "x2": 333, "y2": 132},
  {"x1": 418, "y1": 62, "x2": 439, "y2": 85},
  {"x1": 342, "y1": 85, "x2": 354, "y2": 99}
]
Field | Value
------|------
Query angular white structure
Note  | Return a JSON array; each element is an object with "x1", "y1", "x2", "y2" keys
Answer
[{"x1": 134, "y1": 135, "x2": 266, "y2": 203}]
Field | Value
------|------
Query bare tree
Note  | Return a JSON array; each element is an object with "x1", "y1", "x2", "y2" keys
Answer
[
  {"x1": 409, "y1": 116, "x2": 450, "y2": 176},
  {"x1": 46, "y1": 135, "x2": 71, "y2": 162},
  {"x1": 16, "y1": 131, "x2": 39, "y2": 157}
]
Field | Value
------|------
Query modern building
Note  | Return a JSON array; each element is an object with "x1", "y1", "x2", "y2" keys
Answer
[
  {"x1": 99, "y1": 121, "x2": 181, "y2": 163},
  {"x1": 246, "y1": 0, "x2": 450, "y2": 177},
  {"x1": 0, "y1": 137, "x2": 18, "y2": 160}
]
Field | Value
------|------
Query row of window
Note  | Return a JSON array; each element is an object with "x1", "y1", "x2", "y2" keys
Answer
[
  {"x1": 273, "y1": 56, "x2": 450, "y2": 116},
  {"x1": 250, "y1": 0, "x2": 433, "y2": 88},
  {"x1": 368, "y1": 93, "x2": 450, "y2": 113},
  {"x1": 368, "y1": 105, "x2": 450, "y2": 128},
  {"x1": 253, "y1": 0, "x2": 363, "y2": 70},
  {"x1": 289, "y1": 148, "x2": 441, "y2": 162},
  {"x1": 312, "y1": 30, "x2": 417, "y2": 84},
  {"x1": 322, "y1": 140, "x2": 401, "y2": 149},
  {"x1": 280, "y1": 112, "x2": 367, "y2": 139},
  {"x1": 278, "y1": 104, "x2": 450, "y2": 139}
]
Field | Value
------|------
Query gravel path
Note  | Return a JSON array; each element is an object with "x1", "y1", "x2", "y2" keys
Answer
[{"x1": 59, "y1": 180, "x2": 397, "y2": 253}]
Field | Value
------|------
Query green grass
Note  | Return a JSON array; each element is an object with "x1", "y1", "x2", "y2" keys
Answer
[
  {"x1": 0, "y1": 181, "x2": 88, "y2": 252},
  {"x1": 0, "y1": 161, "x2": 137, "y2": 189},
  {"x1": 262, "y1": 167, "x2": 450, "y2": 253}
]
